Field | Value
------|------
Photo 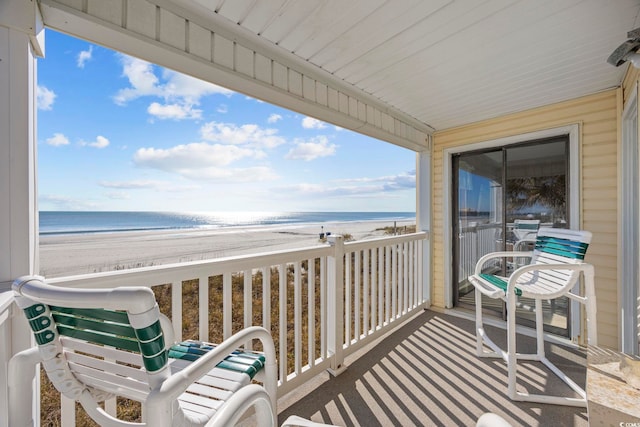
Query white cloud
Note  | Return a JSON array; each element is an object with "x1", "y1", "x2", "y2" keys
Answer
[
  {"x1": 179, "y1": 166, "x2": 278, "y2": 182},
  {"x1": 133, "y1": 141, "x2": 279, "y2": 182},
  {"x1": 104, "y1": 191, "x2": 131, "y2": 200},
  {"x1": 217, "y1": 104, "x2": 228, "y2": 113},
  {"x1": 334, "y1": 171, "x2": 416, "y2": 190},
  {"x1": 113, "y1": 57, "x2": 160, "y2": 104},
  {"x1": 200, "y1": 122, "x2": 286, "y2": 149},
  {"x1": 37, "y1": 85, "x2": 56, "y2": 110},
  {"x1": 301, "y1": 116, "x2": 326, "y2": 129},
  {"x1": 267, "y1": 113, "x2": 282, "y2": 123},
  {"x1": 39, "y1": 194, "x2": 100, "y2": 210},
  {"x1": 99, "y1": 180, "x2": 199, "y2": 192},
  {"x1": 277, "y1": 171, "x2": 416, "y2": 198},
  {"x1": 147, "y1": 102, "x2": 202, "y2": 120},
  {"x1": 45, "y1": 133, "x2": 70, "y2": 147},
  {"x1": 77, "y1": 46, "x2": 93, "y2": 68},
  {"x1": 134, "y1": 142, "x2": 259, "y2": 169},
  {"x1": 286, "y1": 136, "x2": 337, "y2": 161},
  {"x1": 80, "y1": 135, "x2": 110, "y2": 149},
  {"x1": 113, "y1": 55, "x2": 233, "y2": 120},
  {"x1": 99, "y1": 180, "x2": 162, "y2": 189}
]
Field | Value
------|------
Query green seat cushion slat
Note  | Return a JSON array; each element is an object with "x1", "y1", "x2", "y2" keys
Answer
[
  {"x1": 168, "y1": 341, "x2": 266, "y2": 379},
  {"x1": 57, "y1": 325, "x2": 140, "y2": 352},
  {"x1": 50, "y1": 306, "x2": 130, "y2": 324},
  {"x1": 216, "y1": 360, "x2": 260, "y2": 378},
  {"x1": 52, "y1": 313, "x2": 137, "y2": 339},
  {"x1": 478, "y1": 274, "x2": 522, "y2": 296}
]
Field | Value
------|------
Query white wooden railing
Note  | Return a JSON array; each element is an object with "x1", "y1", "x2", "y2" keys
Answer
[
  {"x1": 458, "y1": 223, "x2": 501, "y2": 282},
  {"x1": 0, "y1": 232, "x2": 427, "y2": 426}
]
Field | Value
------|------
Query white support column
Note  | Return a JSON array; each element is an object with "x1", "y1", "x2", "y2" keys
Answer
[
  {"x1": 0, "y1": 0, "x2": 44, "y2": 293},
  {"x1": 416, "y1": 144, "x2": 432, "y2": 308},
  {"x1": 0, "y1": 2, "x2": 44, "y2": 426},
  {"x1": 327, "y1": 235, "x2": 346, "y2": 376}
]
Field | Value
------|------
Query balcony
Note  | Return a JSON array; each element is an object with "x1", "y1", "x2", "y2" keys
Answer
[{"x1": 0, "y1": 232, "x2": 593, "y2": 426}]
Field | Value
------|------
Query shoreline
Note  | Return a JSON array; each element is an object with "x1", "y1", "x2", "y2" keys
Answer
[{"x1": 39, "y1": 219, "x2": 416, "y2": 278}]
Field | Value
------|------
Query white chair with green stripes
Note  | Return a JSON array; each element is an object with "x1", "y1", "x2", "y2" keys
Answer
[
  {"x1": 468, "y1": 228, "x2": 597, "y2": 407},
  {"x1": 511, "y1": 219, "x2": 540, "y2": 242},
  {"x1": 9, "y1": 276, "x2": 277, "y2": 427}
]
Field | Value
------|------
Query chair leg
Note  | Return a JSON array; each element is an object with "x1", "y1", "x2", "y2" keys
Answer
[
  {"x1": 584, "y1": 265, "x2": 598, "y2": 346},
  {"x1": 535, "y1": 298, "x2": 545, "y2": 360},
  {"x1": 475, "y1": 287, "x2": 507, "y2": 359},
  {"x1": 475, "y1": 287, "x2": 484, "y2": 357},
  {"x1": 506, "y1": 293, "x2": 518, "y2": 400},
  {"x1": 506, "y1": 293, "x2": 587, "y2": 407}
]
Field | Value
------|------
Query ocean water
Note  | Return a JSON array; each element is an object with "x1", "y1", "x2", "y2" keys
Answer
[{"x1": 39, "y1": 211, "x2": 416, "y2": 236}]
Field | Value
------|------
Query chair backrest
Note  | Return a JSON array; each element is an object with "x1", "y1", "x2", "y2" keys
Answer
[
  {"x1": 512, "y1": 219, "x2": 541, "y2": 241},
  {"x1": 521, "y1": 227, "x2": 592, "y2": 297},
  {"x1": 12, "y1": 276, "x2": 171, "y2": 402}
]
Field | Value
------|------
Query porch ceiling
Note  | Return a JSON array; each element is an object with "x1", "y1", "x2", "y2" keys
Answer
[
  {"x1": 183, "y1": 0, "x2": 640, "y2": 131},
  {"x1": 38, "y1": 0, "x2": 640, "y2": 147}
]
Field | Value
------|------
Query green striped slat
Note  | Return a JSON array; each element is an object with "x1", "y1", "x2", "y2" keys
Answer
[
  {"x1": 143, "y1": 350, "x2": 168, "y2": 373},
  {"x1": 52, "y1": 312, "x2": 137, "y2": 339},
  {"x1": 478, "y1": 274, "x2": 522, "y2": 296},
  {"x1": 56, "y1": 324, "x2": 140, "y2": 352},
  {"x1": 51, "y1": 307, "x2": 168, "y2": 373},
  {"x1": 22, "y1": 304, "x2": 56, "y2": 344},
  {"x1": 135, "y1": 320, "x2": 163, "y2": 342},
  {"x1": 23, "y1": 304, "x2": 47, "y2": 320},
  {"x1": 28, "y1": 315, "x2": 52, "y2": 332},
  {"x1": 50, "y1": 306, "x2": 129, "y2": 324},
  {"x1": 168, "y1": 341, "x2": 266, "y2": 379},
  {"x1": 535, "y1": 236, "x2": 589, "y2": 260},
  {"x1": 34, "y1": 329, "x2": 56, "y2": 345}
]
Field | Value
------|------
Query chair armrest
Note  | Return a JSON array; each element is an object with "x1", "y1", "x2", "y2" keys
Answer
[
  {"x1": 205, "y1": 384, "x2": 275, "y2": 427},
  {"x1": 507, "y1": 262, "x2": 594, "y2": 295},
  {"x1": 146, "y1": 326, "x2": 277, "y2": 426},
  {"x1": 473, "y1": 251, "x2": 533, "y2": 275}
]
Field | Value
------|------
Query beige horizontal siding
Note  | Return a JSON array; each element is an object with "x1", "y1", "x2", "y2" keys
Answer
[{"x1": 432, "y1": 89, "x2": 619, "y2": 348}]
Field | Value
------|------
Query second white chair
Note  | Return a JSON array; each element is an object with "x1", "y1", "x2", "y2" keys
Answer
[{"x1": 468, "y1": 227, "x2": 596, "y2": 407}]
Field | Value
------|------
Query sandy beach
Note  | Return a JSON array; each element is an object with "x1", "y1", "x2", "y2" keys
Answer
[{"x1": 39, "y1": 220, "x2": 416, "y2": 278}]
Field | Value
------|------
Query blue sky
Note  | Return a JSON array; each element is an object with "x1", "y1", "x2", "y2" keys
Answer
[{"x1": 36, "y1": 30, "x2": 416, "y2": 212}]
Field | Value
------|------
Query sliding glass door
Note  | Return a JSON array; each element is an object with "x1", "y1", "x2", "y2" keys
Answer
[{"x1": 453, "y1": 136, "x2": 570, "y2": 336}]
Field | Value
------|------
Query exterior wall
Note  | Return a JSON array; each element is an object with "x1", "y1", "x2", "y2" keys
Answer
[{"x1": 432, "y1": 89, "x2": 619, "y2": 349}]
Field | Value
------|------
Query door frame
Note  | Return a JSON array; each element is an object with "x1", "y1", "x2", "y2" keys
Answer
[{"x1": 443, "y1": 124, "x2": 581, "y2": 337}]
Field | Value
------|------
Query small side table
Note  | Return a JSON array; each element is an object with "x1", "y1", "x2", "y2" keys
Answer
[{"x1": 587, "y1": 346, "x2": 640, "y2": 426}]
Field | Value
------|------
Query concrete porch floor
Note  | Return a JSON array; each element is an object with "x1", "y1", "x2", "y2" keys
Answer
[{"x1": 277, "y1": 310, "x2": 588, "y2": 427}]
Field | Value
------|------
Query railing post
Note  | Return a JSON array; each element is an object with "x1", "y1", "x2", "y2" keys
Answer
[
  {"x1": 327, "y1": 235, "x2": 346, "y2": 376},
  {"x1": 1, "y1": 3, "x2": 45, "y2": 423},
  {"x1": 7, "y1": 303, "x2": 39, "y2": 427}
]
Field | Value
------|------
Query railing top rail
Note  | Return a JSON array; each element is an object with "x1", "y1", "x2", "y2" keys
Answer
[
  {"x1": 344, "y1": 231, "x2": 427, "y2": 252},
  {"x1": 47, "y1": 243, "x2": 333, "y2": 288},
  {"x1": 0, "y1": 290, "x2": 13, "y2": 313}
]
